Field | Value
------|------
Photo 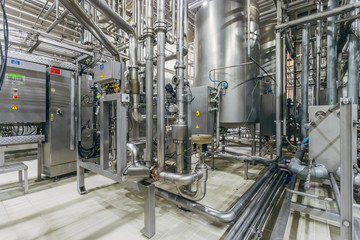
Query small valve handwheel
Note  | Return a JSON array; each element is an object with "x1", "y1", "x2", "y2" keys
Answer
[{"x1": 151, "y1": 168, "x2": 159, "y2": 181}]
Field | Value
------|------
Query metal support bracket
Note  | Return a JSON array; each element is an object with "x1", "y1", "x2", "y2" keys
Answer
[
  {"x1": 340, "y1": 98, "x2": 355, "y2": 239},
  {"x1": 141, "y1": 182, "x2": 156, "y2": 238}
]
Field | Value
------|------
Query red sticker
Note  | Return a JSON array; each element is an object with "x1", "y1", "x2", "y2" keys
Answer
[{"x1": 50, "y1": 68, "x2": 60, "y2": 74}]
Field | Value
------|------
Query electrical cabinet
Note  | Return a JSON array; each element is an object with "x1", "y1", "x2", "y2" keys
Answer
[
  {"x1": 260, "y1": 94, "x2": 276, "y2": 137},
  {"x1": 191, "y1": 86, "x2": 215, "y2": 135},
  {"x1": 43, "y1": 67, "x2": 76, "y2": 177},
  {"x1": 93, "y1": 61, "x2": 121, "y2": 84},
  {"x1": 0, "y1": 59, "x2": 46, "y2": 123}
]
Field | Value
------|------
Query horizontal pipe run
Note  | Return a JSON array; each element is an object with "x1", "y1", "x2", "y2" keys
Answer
[
  {"x1": 286, "y1": 188, "x2": 334, "y2": 202},
  {"x1": 156, "y1": 164, "x2": 278, "y2": 223},
  {"x1": 276, "y1": 2, "x2": 360, "y2": 29},
  {"x1": 269, "y1": 175, "x2": 297, "y2": 239},
  {"x1": 227, "y1": 171, "x2": 287, "y2": 240},
  {"x1": 208, "y1": 152, "x2": 277, "y2": 165},
  {"x1": 250, "y1": 175, "x2": 287, "y2": 239}
]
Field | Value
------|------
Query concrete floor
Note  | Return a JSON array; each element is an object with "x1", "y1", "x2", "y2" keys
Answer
[
  {"x1": 0, "y1": 155, "x2": 358, "y2": 240},
  {"x1": 0, "y1": 156, "x2": 265, "y2": 240}
]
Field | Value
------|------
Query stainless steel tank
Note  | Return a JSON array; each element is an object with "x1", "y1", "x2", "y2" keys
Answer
[
  {"x1": 260, "y1": 21, "x2": 276, "y2": 94},
  {"x1": 194, "y1": 0, "x2": 260, "y2": 126}
]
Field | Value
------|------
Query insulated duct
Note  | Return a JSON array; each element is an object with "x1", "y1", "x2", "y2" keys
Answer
[
  {"x1": 288, "y1": 149, "x2": 328, "y2": 180},
  {"x1": 336, "y1": 168, "x2": 360, "y2": 186}
]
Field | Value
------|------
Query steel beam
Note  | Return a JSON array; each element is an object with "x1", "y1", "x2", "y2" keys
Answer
[
  {"x1": 275, "y1": 2, "x2": 360, "y2": 29},
  {"x1": 340, "y1": 98, "x2": 354, "y2": 239}
]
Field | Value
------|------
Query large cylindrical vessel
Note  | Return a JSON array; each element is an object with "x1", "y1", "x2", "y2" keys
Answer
[
  {"x1": 260, "y1": 21, "x2": 276, "y2": 94},
  {"x1": 194, "y1": 0, "x2": 260, "y2": 126}
]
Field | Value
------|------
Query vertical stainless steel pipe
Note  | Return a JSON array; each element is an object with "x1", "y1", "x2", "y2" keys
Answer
[
  {"x1": 301, "y1": 23, "x2": 310, "y2": 140},
  {"x1": 184, "y1": 2, "x2": 189, "y2": 81},
  {"x1": 166, "y1": 0, "x2": 177, "y2": 44},
  {"x1": 137, "y1": 0, "x2": 144, "y2": 65},
  {"x1": 315, "y1": 1, "x2": 323, "y2": 105},
  {"x1": 176, "y1": 0, "x2": 186, "y2": 122},
  {"x1": 326, "y1": 0, "x2": 339, "y2": 105},
  {"x1": 216, "y1": 98, "x2": 221, "y2": 151},
  {"x1": 174, "y1": 0, "x2": 187, "y2": 174},
  {"x1": 176, "y1": 142, "x2": 184, "y2": 173},
  {"x1": 145, "y1": 0, "x2": 154, "y2": 166},
  {"x1": 275, "y1": 0, "x2": 283, "y2": 158},
  {"x1": 348, "y1": 0, "x2": 360, "y2": 105},
  {"x1": 155, "y1": 0, "x2": 167, "y2": 172}
]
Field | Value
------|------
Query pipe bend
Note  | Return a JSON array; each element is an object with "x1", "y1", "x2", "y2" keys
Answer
[
  {"x1": 288, "y1": 156, "x2": 328, "y2": 180},
  {"x1": 354, "y1": 173, "x2": 360, "y2": 186},
  {"x1": 311, "y1": 165, "x2": 328, "y2": 178},
  {"x1": 88, "y1": 0, "x2": 138, "y2": 67},
  {"x1": 336, "y1": 167, "x2": 360, "y2": 186},
  {"x1": 159, "y1": 170, "x2": 203, "y2": 185},
  {"x1": 126, "y1": 143, "x2": 139, "y2": 163},
  {"x1": 131, "y1": 108, "x2": 146, "y2": 123},
  {"x1": 176, "y1": 165, "x2": 208, "y2": 201}
]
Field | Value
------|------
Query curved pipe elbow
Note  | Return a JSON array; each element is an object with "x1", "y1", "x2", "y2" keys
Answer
[
  {"x1": 288, "y1": 157, "x2": 328, "y2": 180},
  {"x1": 177, "y1": 180, "x2": 206, "y2": 201},
  {"x1": 166, "y1": 33, "x2": 176, "y2": 44},
  {"x1": 130, "y1": 94, "x2": 145, "y2": 123},
  {"x1": 138, "y1": 59, "x2": 146, "y2": 67},
  {"x1": 131, "y1": 108, "x2": 146, "y2": 123},
  {"x1": 176, "y1": 165, "x2": 208, "y2": 201},
  {"x1": 159, "y1": 170, "x2": 203, "y2": 186},
  {"x1": 311, "y1": 166, "x2": 328, "y2": 179},
  {"x1": 336, "y1": 168, "x2": 360, "y2": 186},
  {"x1": 354, "y1": 173, "x2": 360, "y2": 186},
  {"x1": 126, "y1": 143, "x2": 139, "y2": 163}
]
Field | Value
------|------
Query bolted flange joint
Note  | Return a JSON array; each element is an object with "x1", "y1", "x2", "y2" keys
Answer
[
  {"x1": 143, "y1": 27, "x2": 155, "y2": 38},
  {"x1": 154, "y1": 20, "x2": 167, "y2": 33}
]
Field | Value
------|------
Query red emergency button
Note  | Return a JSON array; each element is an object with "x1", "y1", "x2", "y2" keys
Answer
[
  {"x1": 14, "y1": 89, "x2": 17, "y2": 93},
  {"x1": 13, "y1": 95, "x2": 18, "y2": 99},
  {"x1": 195, "y1": 111, "x2": 200, "y2": 116}
]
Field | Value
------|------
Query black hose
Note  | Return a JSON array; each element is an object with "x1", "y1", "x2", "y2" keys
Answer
[{"x1": 0, "y1": 0, "x2": 8, "y2": 91}]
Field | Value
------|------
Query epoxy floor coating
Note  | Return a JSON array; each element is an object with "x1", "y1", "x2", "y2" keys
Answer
[
  {"x1": 0, "y1": 155, "x2": 265, "y2": 240},
  {"x1": 0, "y1": 154, "x2": 358, "y2": 240}
]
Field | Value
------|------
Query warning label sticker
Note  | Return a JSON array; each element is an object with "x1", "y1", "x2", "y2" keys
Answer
[{"x1": 11, "y1": 105, "x2": 18, "y2": 110}]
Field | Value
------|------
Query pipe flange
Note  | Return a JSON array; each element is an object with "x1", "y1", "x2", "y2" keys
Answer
[
  {"x1": 154, "y1": 20, "x2": 167, "y2": 33},
  {"x1": 128, "y1": 65, "x2": 139, "y2": 70},
  {"x1": 174, "y1": 64, "x2": 186, "y2": 69},
  {"x1": 143, "y1": 27, "x2": 155, "y2": 37}
]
